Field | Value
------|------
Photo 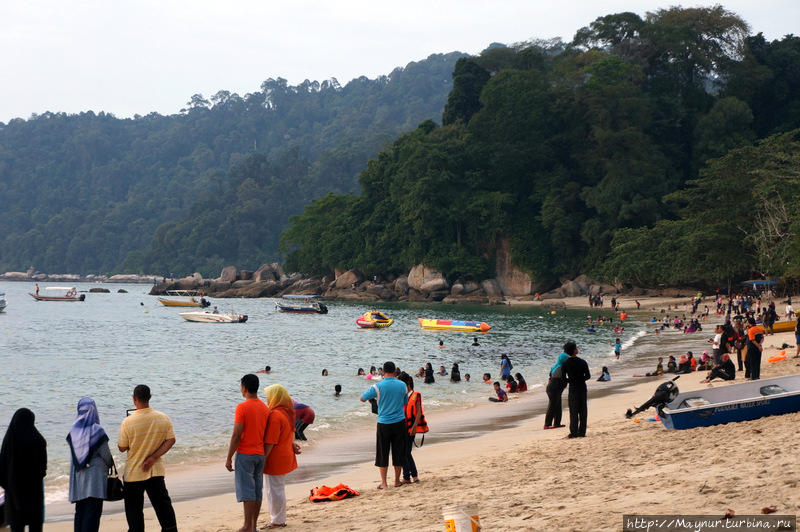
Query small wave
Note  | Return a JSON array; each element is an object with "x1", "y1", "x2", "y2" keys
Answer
[
  {"x1": 45, "y1": 488, "x2": 68, "y2": 504},
  {"x1": 621, "y1": 330, "x2": 647, "y2": 350}
]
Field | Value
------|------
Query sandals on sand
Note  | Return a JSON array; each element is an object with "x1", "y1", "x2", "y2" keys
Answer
[{"x1": 262, "y1": 524, "x2": 287, "y2": 529}]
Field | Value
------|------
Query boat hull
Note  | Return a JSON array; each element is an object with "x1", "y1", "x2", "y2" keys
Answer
[
  {"x1": 158, "y1": 298, "x2": 206, "y2": 307},
  {"x1": 29, "y1": 293, "x2": 84, "y2": 302},
  {"x1": 276, "y1": 303, "x2": 328, "y2": 314},
  {"x1": 180, "y1": 312, "x2": 247, "y2": 323},
  {"x1": 659, "y1": 374, "x2": 800, "y2": 430},
  {"x1": 418, "y1": 318, "x2": 490, "y2": 332}
]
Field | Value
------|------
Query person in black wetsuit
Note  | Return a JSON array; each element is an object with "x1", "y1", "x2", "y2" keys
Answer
[
  {"x1": 450, "y1": 364, "x2": 461, "y2": 382},
  {"x1": 702, "y1": 353, "x2": 736, "y2": 382},
  {"x1": 562, "y1": 344, "x2": 591, "y2": 438},
  {"x1": 424, "y1": 363, "x2": 435, "y2": 384}
]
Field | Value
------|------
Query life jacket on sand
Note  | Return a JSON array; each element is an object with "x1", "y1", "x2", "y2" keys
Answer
[
  {"x1": 405, "y1": 391, "x2": 429, "y2": 435},
  {"x1": 308, "y1": 483, "x2": 360, "y2": 502}
]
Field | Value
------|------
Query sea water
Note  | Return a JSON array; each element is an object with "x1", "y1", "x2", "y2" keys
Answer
[{"x1": 0, "y1": 282, "x2": 687, "y2": 504}]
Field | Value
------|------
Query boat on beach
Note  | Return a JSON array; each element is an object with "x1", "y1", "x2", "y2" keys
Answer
[
  {"x1": 657, "y1": 374, "x2": 800, "y2": 430},
  {"x1": 771, "y1": 320, "x2": 796, "y2": 333},
  {"x1": 356, "y1": 310, "x2": 393, "y2": 328},
  {"x1": 276, "y1": 295, "x2": 328, "y2": 314},
  {"x1": 418, "y1": 318, "x2": 491, "y2": 332},
  {"x1": 179, "y1": 310, "x2": 248, "y2": 323},
  {"x1": 29, "y1": 286, "x2": 85, "y2": 302},
  {"x1": 158, "y1": 290, "x2": 210, "y2": 307}
]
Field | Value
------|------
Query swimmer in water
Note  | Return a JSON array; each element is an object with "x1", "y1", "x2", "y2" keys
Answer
[
  {"x1": 471, "y1": 337, "x2": 480, "y2": 346},
  {"x1": 488, "y1": 382, "x2": 508, "y2": 402},
  {"x1": 482, "y1": 372, "x2": 491, "y2": 383},
  {"x1": 321, "y1": 369, "x2": 328, "y2": 376},
  {"x1": 438, "y1": 340, "x2": 445, "y2": 348},
  {"x1": 415, "y1": 367, "x2": 425, "y2": 378},
  {"x1": 256, "y1": 365, "x2": 271, "y2": 374},
  {"x1": 357, "y1": 368, "x2": 365, "y2": 376},
  {"x1": 334, "y1": 384, "x2": 342, "y2": 396},
  {"x1": 437, "y1": 365, "x2": 448, "y2": 376},
  {"x1": 464, "y1": 373, "x2": 471, "y2": 382}
]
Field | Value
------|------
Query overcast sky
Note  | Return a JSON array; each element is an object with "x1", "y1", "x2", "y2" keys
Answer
[{"x1": 0, "y1": 1, "x2": 796, "y2": 123}]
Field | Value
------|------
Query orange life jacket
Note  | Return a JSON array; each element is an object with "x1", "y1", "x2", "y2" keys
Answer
[
  {"x1": 405, "y1": 391, "x2": 429, "y2": 435},
  {"x1": 308, "y1": 483, "x2": 360, "y2": 502}
]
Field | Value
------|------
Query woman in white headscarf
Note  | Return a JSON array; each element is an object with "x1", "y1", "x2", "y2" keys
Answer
[{"x1": 67, "y1": 397, "x2": 114, "y2": 532}]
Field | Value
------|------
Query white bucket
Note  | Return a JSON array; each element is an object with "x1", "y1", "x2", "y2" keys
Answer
[{"x1": 443, "y1": 504, "x2": 481, "y2": 532}]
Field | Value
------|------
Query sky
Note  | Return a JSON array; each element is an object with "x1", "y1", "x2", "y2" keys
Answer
[{"x1": 0, "y1": 0, "x2": 797, "y2": 123}]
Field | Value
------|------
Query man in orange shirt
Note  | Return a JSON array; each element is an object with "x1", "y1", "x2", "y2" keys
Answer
[
  {"x1": 226, "y1": 374, "x2": 270, "y2": 532},
  {"x1": 745, "y1": 317, "x2": 765, "y2": 380}
]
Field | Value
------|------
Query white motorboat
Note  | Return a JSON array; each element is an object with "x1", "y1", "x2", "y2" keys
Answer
[{"x1": 179, "y1": 310, "x2": 248, "y2": 323}]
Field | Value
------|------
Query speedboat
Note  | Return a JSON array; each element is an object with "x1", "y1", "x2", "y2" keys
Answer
[
  {"x1": 418, "y1": 318, "x2": 490, "y2": 332},
  {"x1": 180, "y1": 310, "x2": 247, "y2": 323},
  {"x1": 158, "y1": 290, "x2": 210, "y2": 307},
  {"x1": 29, "y1": 286, "x2": 85, "y2": 302},
  {"x1": 0, "y1": 292, "x2": 6, "y2": 312},
  {"x1": 356, "y1": 310, "x2": 393, "y2": 328},
  {"x1": 275, "y1": 295, "x2": 328, "y2": 314},
  {"x1": 626, "y1": 374, "x2": 800, "y2": 430}
]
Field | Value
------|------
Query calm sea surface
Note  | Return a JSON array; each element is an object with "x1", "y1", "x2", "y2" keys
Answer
[{"x1": 0, "y1": 281, "x2": 670, "y2": 503}]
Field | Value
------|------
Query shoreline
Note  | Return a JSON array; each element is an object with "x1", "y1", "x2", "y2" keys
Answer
[
  {"x1": 43, "y1": 310, "x2": 727, "y2": 527},
  {"x1": 47, "y1": 327, "x2": 800, "y2": 531}
]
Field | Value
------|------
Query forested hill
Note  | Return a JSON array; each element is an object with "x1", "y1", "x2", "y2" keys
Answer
[
  {"x1": 282, "y1": 7, "x2": 800, "y2": 287},
  {"x1": 0, "y1": 52, "x2": 465, "y2": 275}
]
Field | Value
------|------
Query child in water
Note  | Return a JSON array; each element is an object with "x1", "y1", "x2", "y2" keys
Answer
[
  {"x1": 488, "y1": 382, "x2": 508, "y2": 402},
  {"x1": 482, "y1": 372, "x2": 491, "y2": 383},
  {"x1": 464, "y1": 374, "x2": 471, "y2": 382},
  {"x1": 515, "y1": 372, "x2": 527, "y2": 392},
  {"x1": 334, "y1": 384, "x2": 342, "y2": 396},
  {"x1": 505, "y1": 375, "x2": 518, "y2": 393}
]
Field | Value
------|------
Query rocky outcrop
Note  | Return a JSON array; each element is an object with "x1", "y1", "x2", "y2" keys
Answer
[
  {"x1": 282, "y1": 278, "x2": 322, "y2": 295},
  {"x1": 407, "y1": 264, "x2": 448, "y2": 291},
  {"x1": 239, "y1": 270, "x2": 253, "y2": 281},
  {"x1": 481, "y1": 279, "x2": 503, "y2": 299},
  {"x1": 89, "y1": 287, "x2": 110, "y2": 293},
  {"x1": 219, "y1": 266, "x2": 238, "y2": 283},
  {"x1": 232, "y1": 280, "x2": 254, "y2": 288},
  {"x1": 334, "y1": 270, "x2": 363, "y2": 289},
  {"x1": 495, "y1": 236, "x2": 532, "y2": 296}
]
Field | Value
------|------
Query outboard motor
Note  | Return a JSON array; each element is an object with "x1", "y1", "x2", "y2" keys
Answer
[
  {"x1": 79, "y1": 294, "x2": 86, "y2": 301},
  {"x1": 625, "y1": 376, "x2": 680, "y2": 419},
  {"x1": 201, "y1": 298, "x2": 210, "y2": 308},
  {"x1": 316, "y1": 303, "x2": 328, "y2": 314},
  {"x1": 239, "y1": 314, "x2": 248, "y2": 323}
]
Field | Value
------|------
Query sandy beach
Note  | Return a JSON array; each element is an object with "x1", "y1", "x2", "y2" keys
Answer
[{"x1": 39, "y1": 315, "x2": 800, "y2": 532}]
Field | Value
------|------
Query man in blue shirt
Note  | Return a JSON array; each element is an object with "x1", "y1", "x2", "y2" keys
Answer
[{"x1": 360, "y1": 361, "x2": 408, "y2": 489}]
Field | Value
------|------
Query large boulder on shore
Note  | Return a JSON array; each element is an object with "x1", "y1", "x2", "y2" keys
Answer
[
  {"x1": 481, "y1": 279, "x2": 503, "y2": 298},
  {"x1": 393, "y1": 275, "x2": 409, "y2": 295},
  {"x1": 334, "y1": 270, "x2": 363, "y2": 289},
  {"x1": 232, "y1": 280, "x2": 254, "y2": 288},
  {"x1": 219, "y1": 266, "x2": 238, "y2": 283},
  {"x1": 253, "y1": 263, "x2": 285, "y2": 282},
  {"x1": 495, "y1": 236, "x2": 532, "y2": 296},
  {"x1": 283, "y1": 278, "x2": 322, "y2": 295},
  {"x1": 239, "y1": 270, "x2": 253, "y2": 281},
  {"x1": 408, "y1": 264, "x2": 448, "y2": 292},
  {"x1": 560, "y1": 280, "x2": 586, "y2": 297},
  {"x1": 175, "y1": 273, "x2": 202, "y2": 290}
]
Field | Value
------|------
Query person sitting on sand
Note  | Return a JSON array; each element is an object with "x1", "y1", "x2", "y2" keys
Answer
[
  {"x1": 256, "y1": 366, "x2": 272, "y2": 374},
  {"x1": 450, "y1": 363, "x2": 461, "y2": 382},
  {"x1": 696, "y1": 351, "x2": 712, "y2": 371},
  {"x1": 676, "y1": 354, "x2": 692, "y2": 374},
  {"x1": 702, "y1": 353, "x2": 736, "y2": 383},
  {"x1": 688, "y1": 352, "x2": 697, "y2": 371},
  {"x1": 597, "y1": 366, "x2": 611, "y2": 381},
  {"x1": 424, "y1": 363, "x2": 435, "y2": 384},
  {"x1": 665, "y1": 355, "x2": 677, "y2": 373},
  {"x1": 633, "y1": 358, "x2": 663, "y2": 377},
  {"x1": 482, "y1": 372, "x2": 491, "y2": 383},
  {"x1": 515, "y1": 372, "x2": 527, "y2": 392},
  {"x1": 488, "y1": 382, "x2": 508, "y2": 402},
  {"x1": 504, "y1": 375, "x2": 518, "y2": 393},
  {"x1": 437, "y1": 365, "x2": 448, "y2": 376}
]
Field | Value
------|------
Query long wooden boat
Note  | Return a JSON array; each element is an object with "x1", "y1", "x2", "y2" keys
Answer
[
  {"x1": 276, "y1": 295, "x2": 328, "y2": 314},
  {"x1": 29, "y1": 287, "x2": 85, "y2": 302},
  {"x1": 418, "y1": 318, "x2": 490, "y2": 332},
  {"x1": 157, "y1": 290, "x2": 210, "y2": 307},
  {"x1": 658, "y1": 374, "x2": 800, "y2": 430}
]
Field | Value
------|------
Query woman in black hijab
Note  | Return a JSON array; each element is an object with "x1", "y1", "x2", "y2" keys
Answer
[{"x1": 0, "y1": 408, "x2": 47, "y2": 532}]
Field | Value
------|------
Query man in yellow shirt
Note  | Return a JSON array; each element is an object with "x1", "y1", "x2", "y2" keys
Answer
[{"x1": 118, "y1": 385, "x2": 177, "y2": 531}]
